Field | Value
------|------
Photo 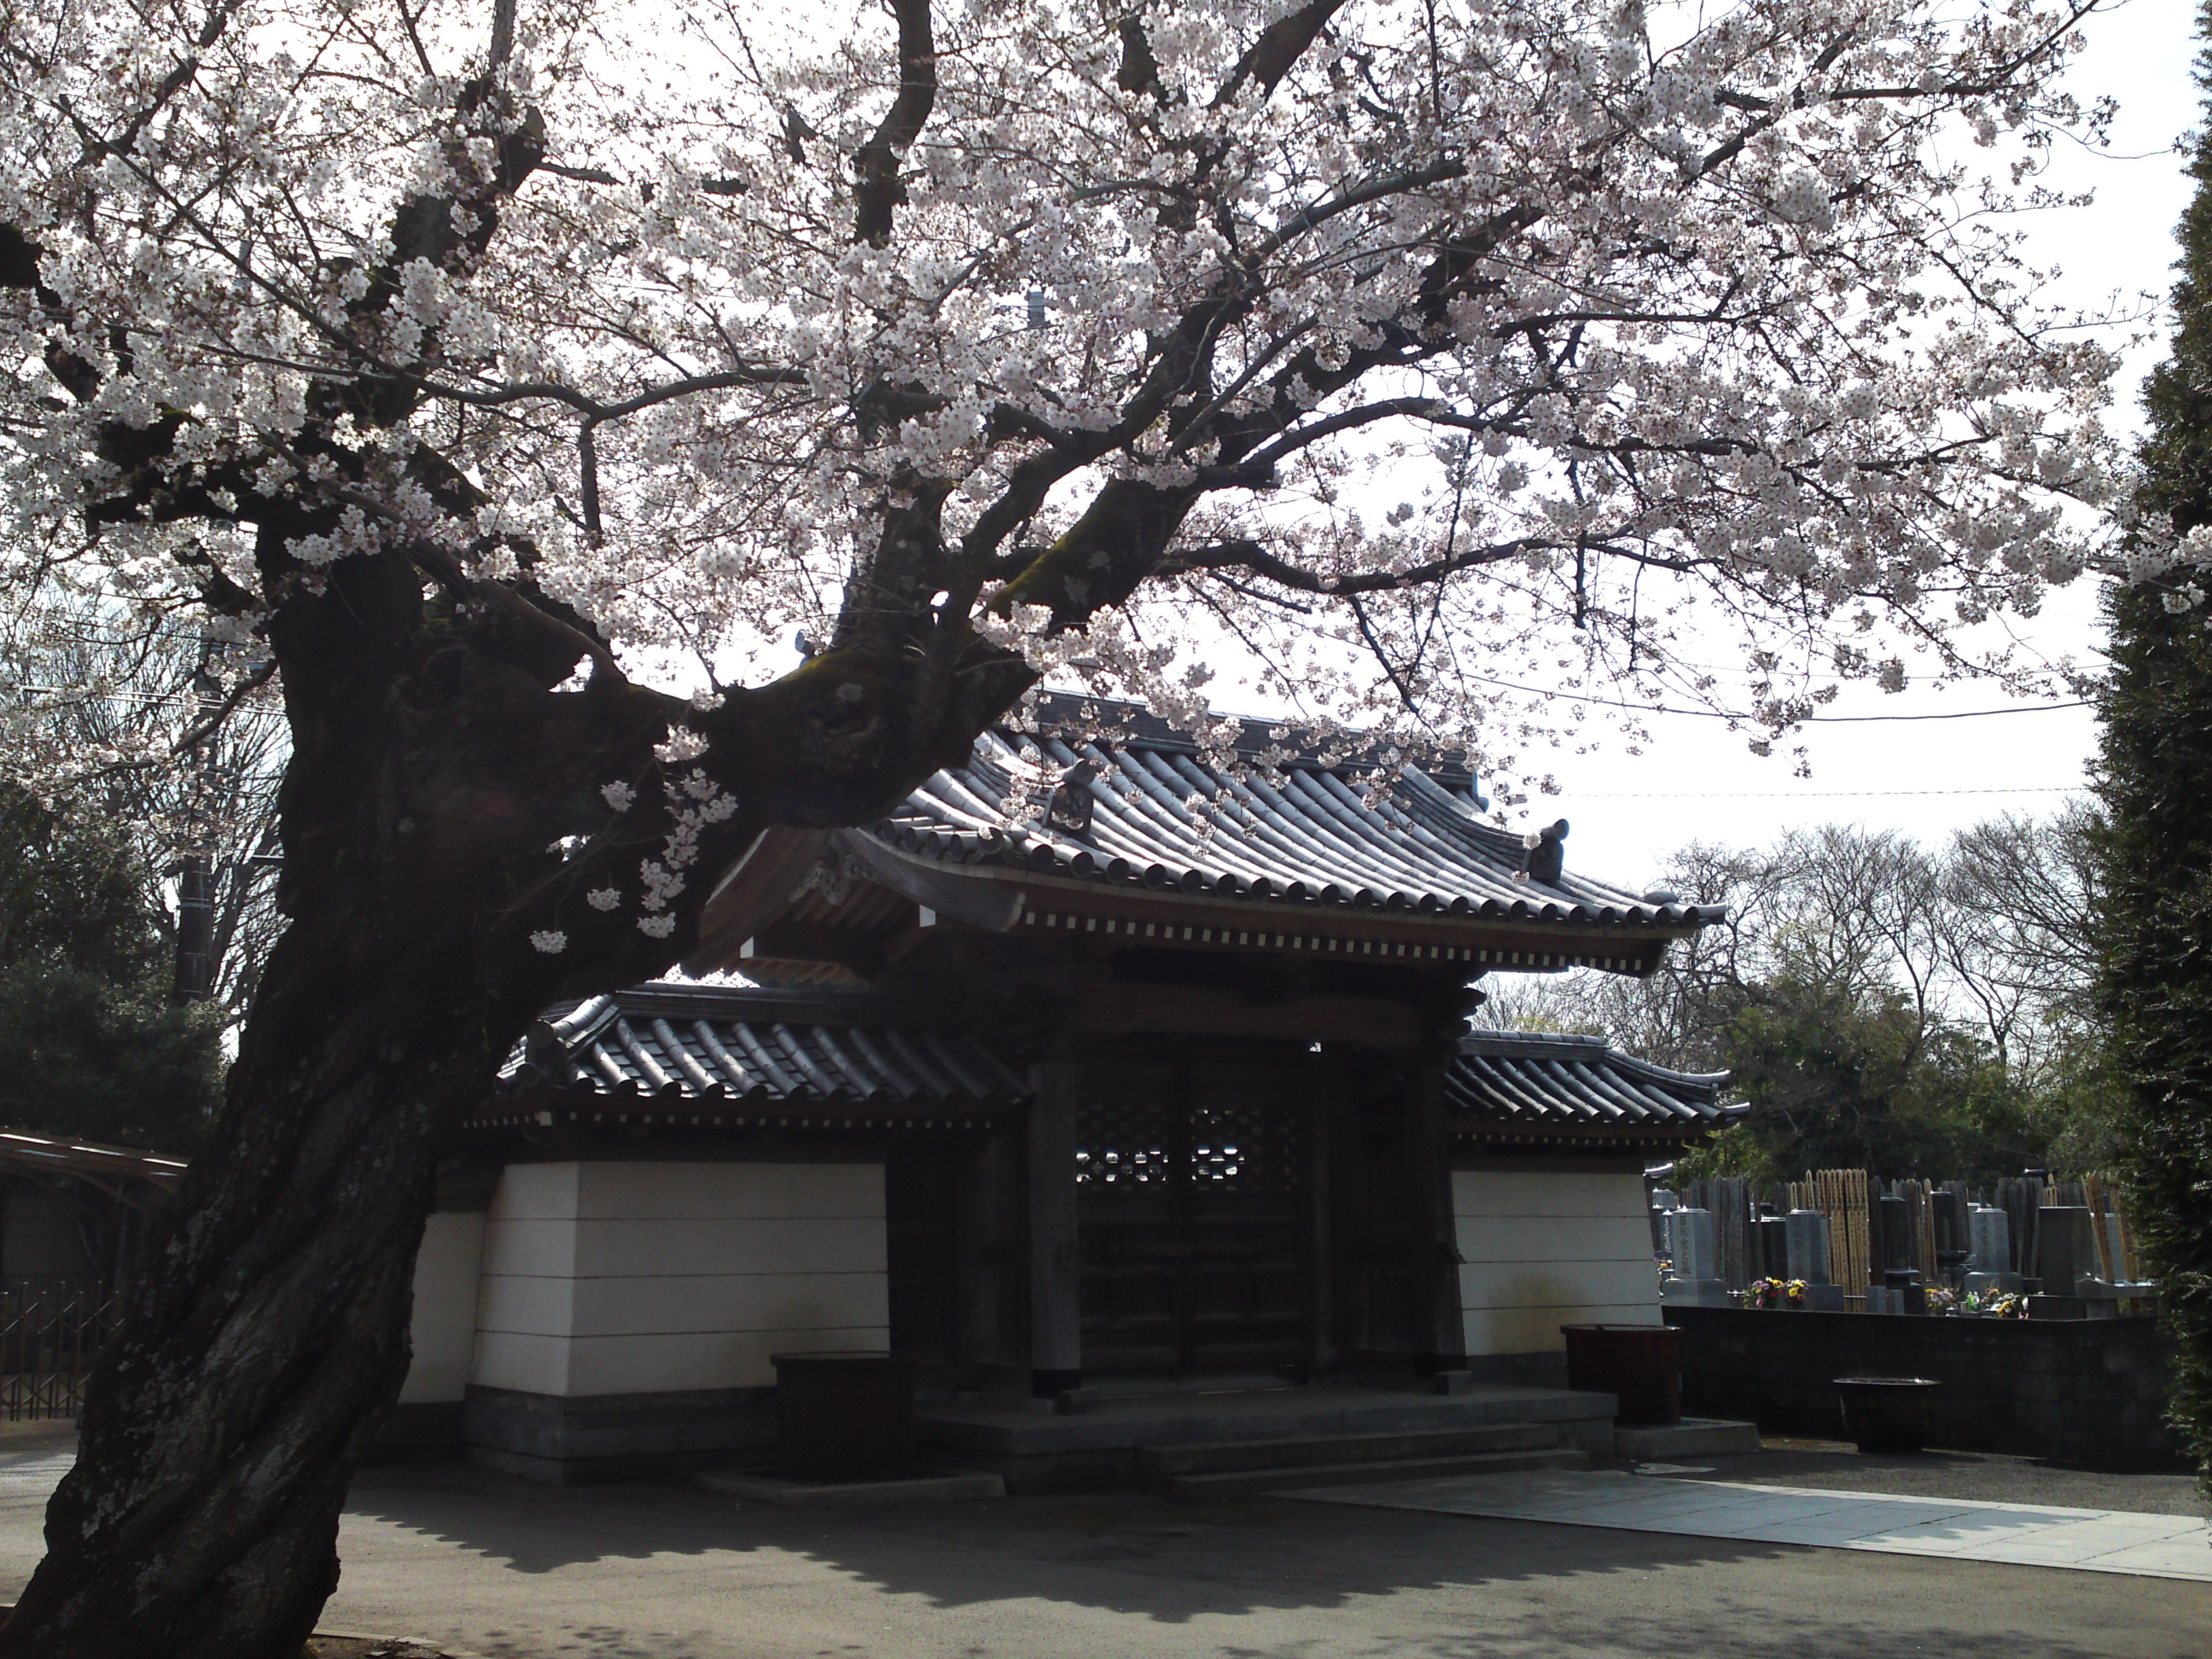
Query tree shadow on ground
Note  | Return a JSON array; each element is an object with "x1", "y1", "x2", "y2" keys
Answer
[{"x1": 338, "y1": 1463, "x2": 2208, "y2": 1659}]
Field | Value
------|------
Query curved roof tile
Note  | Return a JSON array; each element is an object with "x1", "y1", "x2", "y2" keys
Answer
[
  {"x1": 1446, "y1": 1031, "x2": 1736, "y2": 1128},
  {"x1": 500, "y1": 987, "x2": 1732, "y2": 1138},
  {"x1": 502, "y1": 986, "x2": 1027, "y2": 1108},
  {"x1": 864, "y1": 696, "x2": 1720, "y2": 932}
]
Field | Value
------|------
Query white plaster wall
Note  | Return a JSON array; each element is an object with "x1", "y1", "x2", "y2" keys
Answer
[
  {"x1": 399, "y1": 1210, "x2": 488, "y2": 1405},
  {"x1": 1454, "y1": 1169, "x2": 1662, "y2": 1356},
  {"x1": 470, "y1": 1161, "x2": 888, "y2": 1396}
]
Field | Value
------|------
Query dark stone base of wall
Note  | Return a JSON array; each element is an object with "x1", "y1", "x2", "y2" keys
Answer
[
  {"x1": 364, "y1": 1401, "x2": 466, "y2": 1464},
  {"x1": 1664, "y1": 1307, "x2": 2181, "y2": 1470},
  {"x1": 1459, "y1": 1351, "x2": 1570, "y2": 1389},
  {"x1": 459, "y1": 1385, "x2": 777, "y2": 1484}
]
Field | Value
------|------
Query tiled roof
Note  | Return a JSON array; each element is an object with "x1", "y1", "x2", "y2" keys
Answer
[
  {"x1": 1447, "y1": 1032, "x2": 1735, "y2": 1131},
  {"x1": 494, "y1": 987, "x2": 1732, "y2": 1142},
  {"x1": 499, "y1": 986, "x2": 1030, "y2": 1106},
  {"x1": 864, "y1": 696, "x2": 1717, "y2": 932}
]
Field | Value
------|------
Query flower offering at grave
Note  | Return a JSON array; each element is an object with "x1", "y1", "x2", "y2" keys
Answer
[{"x1": 1737, "y1": 1277, "x2": 1811, "y2": 1309}]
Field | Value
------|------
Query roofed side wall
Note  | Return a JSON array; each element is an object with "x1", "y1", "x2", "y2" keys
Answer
[{"x1": 1454, "y1": 1168, "x2": 1662, "y2": 1358}]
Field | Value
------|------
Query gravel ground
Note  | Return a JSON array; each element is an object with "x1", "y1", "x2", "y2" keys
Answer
[{"x1": 1630, "y1": 1437, "x2": 2211, "y2": 1516}]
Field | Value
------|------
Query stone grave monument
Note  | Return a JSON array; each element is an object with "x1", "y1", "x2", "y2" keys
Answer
[
  {"x1": 1783, "y1": 1208, "x2": 1847, "y2": 1311},
  {"x1": 1661, "y1": 1208, "x2": 1732, "y2": 1307},
  {"x1": 1964, "y1": 1203, "x2": 2023, "y2": 1296}
]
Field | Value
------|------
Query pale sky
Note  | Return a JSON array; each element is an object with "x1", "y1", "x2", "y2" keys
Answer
[{"x1": 1536, "y1": 0, "x2": 2200, "y2": 887}]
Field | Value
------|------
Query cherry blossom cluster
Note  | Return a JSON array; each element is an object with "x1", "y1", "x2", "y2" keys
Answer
[{"x1": 0, "y1": 0, "x2": 2141, "y2": 820}]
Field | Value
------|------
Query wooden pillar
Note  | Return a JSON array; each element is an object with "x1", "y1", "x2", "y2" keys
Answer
[
  {"x1": 1406, "y1": 1062, "x2": 1469, "y2": 1375},
  {"x1": 1027, "y1": 1061, "x2": 1084, "y2": 1396},
  {"x1": 1305, "y1": 1051, "x2": 1336, "y2": 1373},
  {"x1": 955, "y1": 1121, "x2": 1022, "y2": 1373}
]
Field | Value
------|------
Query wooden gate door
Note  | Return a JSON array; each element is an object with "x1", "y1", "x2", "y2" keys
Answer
[{"x1": 1074, "y1": 1042, "x2": 1313, "y2": 1377}]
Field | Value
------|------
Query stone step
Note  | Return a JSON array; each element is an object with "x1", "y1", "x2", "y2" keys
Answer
[
  {"x1": 1163, "y1": 1444, "x2": 1591, "y2": 1499},
  {"x1": 1615, "y1": 1418, "x2": 1761, "y2": 1460},
  {"x1": 1140, "y1": 1420, "x2": 1563, "y2": 1479}
]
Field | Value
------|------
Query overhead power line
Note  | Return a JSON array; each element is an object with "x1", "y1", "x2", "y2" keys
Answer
[
  {"x1": 1460, "y1": 670, "x2": 2093, "y2": 724},
  {"x1": 1575, "y1": 785, "x2": 2087, "y2": 800}
]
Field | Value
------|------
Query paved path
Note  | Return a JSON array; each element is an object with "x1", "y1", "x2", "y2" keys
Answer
[{"x1": 1289, "y1": 1469, "x2": 2212, "y2": 1580}]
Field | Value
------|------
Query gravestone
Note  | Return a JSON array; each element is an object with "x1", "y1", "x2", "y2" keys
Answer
[
  {"x1": 1968, "y1": 1205, "x2": 2010, "y2": 1272},
  {"x1": 1753, "y1": 1214, "x2": 1789, "y2": 1279},
  {"x1": 1666, "y1": 1207, "x2": 1715, "y2": 1279},
  {"x1": 2000, "y1": 1176, "x2": 2044, "y2": 1278},
  {"x1": 2036, "y1": 1206, "x2": 2100, "y2": 1295},
  {"x1": 1878, "y1": 1192, "x2": 1915, "y2": 1272},
  {"x1": 1782, "y1": 1209, "x2": 1846, "y2": 1310},
  {"x1": 1884, "y1": 1267, "x2": 1928, "y2": 1316},
  {"x1": 1661, "y1": 1208, "x2": 1731, "y2": 1307},
  {"x1": 1647, "y1": 1188, "x2": 1679, "y2": 1253},
  {"x1": 1784, "y1": 1209, "x2": 1831, "y2": 1282},
  {"x1": 1965, "y1": 1203, "x2": 2024, "y2": 1295},
  {"x1": 1931, "y1": 1187, "x2": 1969, "y2": 1281}
]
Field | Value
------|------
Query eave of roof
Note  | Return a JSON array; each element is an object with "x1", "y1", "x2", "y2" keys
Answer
[
  {"x1": 1446, "y1": 1030, "x2": 1738, "y2": 1137},
  {"x1": 0, "y1": 1129, "x2": 187, "y2": 1190},
  {"x1": 489, "y1": 987, "x2": 1736, "y2": 1149},
  {"x1": 489, "y1": 985, "x2": 1030, "y2": 1117}
]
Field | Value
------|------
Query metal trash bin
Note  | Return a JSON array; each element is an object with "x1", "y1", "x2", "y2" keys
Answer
[
  {"x1": 1561, "y1": 1324, "x2": 1682, "y2": 1425},
  {"x1": 771, "y1": 1350, "x2": 920, "y2": 1481},
  {"x1": 1836, "y1": 1376, "x2": 1941, "y2": 1453}
]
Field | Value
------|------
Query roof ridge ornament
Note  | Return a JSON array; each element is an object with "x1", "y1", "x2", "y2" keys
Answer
[
  {"x1": 1045, "y1": 760, "x2": 1098, "y2": 837},
  {"x1": 1516, "y1": 818, "x2": 1569, "y2": 886},
  {"x1": 791, "y1": 847, "x2": 866, "y2": 908}
]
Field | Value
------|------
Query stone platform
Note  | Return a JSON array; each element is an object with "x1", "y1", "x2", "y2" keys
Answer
[
  {"x1": 916, "y1": 1382, "x2": 1619, "y2": 1495},
  {"x1": 1614, "y1": 1417, "x2": 1762, "y2": 1460},
  {"x1": 696, "y1": 1467, "x2": 1006, "y2": 1505}
]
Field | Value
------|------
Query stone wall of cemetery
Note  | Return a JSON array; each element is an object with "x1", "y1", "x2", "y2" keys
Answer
[{"x1": 1665, "y1": 1306, "x2": 2181, "y2": 1468}]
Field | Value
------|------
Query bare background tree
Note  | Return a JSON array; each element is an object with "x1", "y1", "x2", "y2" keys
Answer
[
  {"x1": 8, "y1": 605, "x2": 288, "y2": 1027},
  {"x1": 1478, "y1": 807, "x2": 2116, "y2": 1177}
]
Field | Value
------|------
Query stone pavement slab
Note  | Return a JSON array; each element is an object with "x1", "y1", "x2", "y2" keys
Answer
[{"x1": 1287, "y1": 1468, "x2": 2212, "y2": 1582}]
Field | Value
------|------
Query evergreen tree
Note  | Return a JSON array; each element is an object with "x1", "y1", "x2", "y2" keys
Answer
[
  {"x1": 2093, "y1": 0, "x2": 2212, "y2": 1487},
  {"x1": 0, "y1": 789, "x2": 223, "y2": 1152}
]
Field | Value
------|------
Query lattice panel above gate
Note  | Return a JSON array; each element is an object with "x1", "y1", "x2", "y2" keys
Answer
[
  {"x1": 1076, "y1": 1091, "x2": 1303, "y2": 1192},
  {"x1": 1075, "y1": 1091, "x2": 1174, "y2": 1185},
  {"x1": 1190, "y1": 1100, "x2": 1301, "y2": 1193}
]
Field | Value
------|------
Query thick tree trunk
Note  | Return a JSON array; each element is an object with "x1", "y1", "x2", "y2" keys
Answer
[
  {"x1": 0, "y1": 522, "x2": 1033, "y2": 1656},
  {"x1": 0, "y1": 894, "x2": 530, "y2": 1659},
  {"x1": 0, "y1": 548, "x2": 662, "y2": 1658}
]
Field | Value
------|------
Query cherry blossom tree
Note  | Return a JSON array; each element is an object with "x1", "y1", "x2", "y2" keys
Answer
[{"x1": 0, "y1": 0, "x2": 2139, "y2": 1650}]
